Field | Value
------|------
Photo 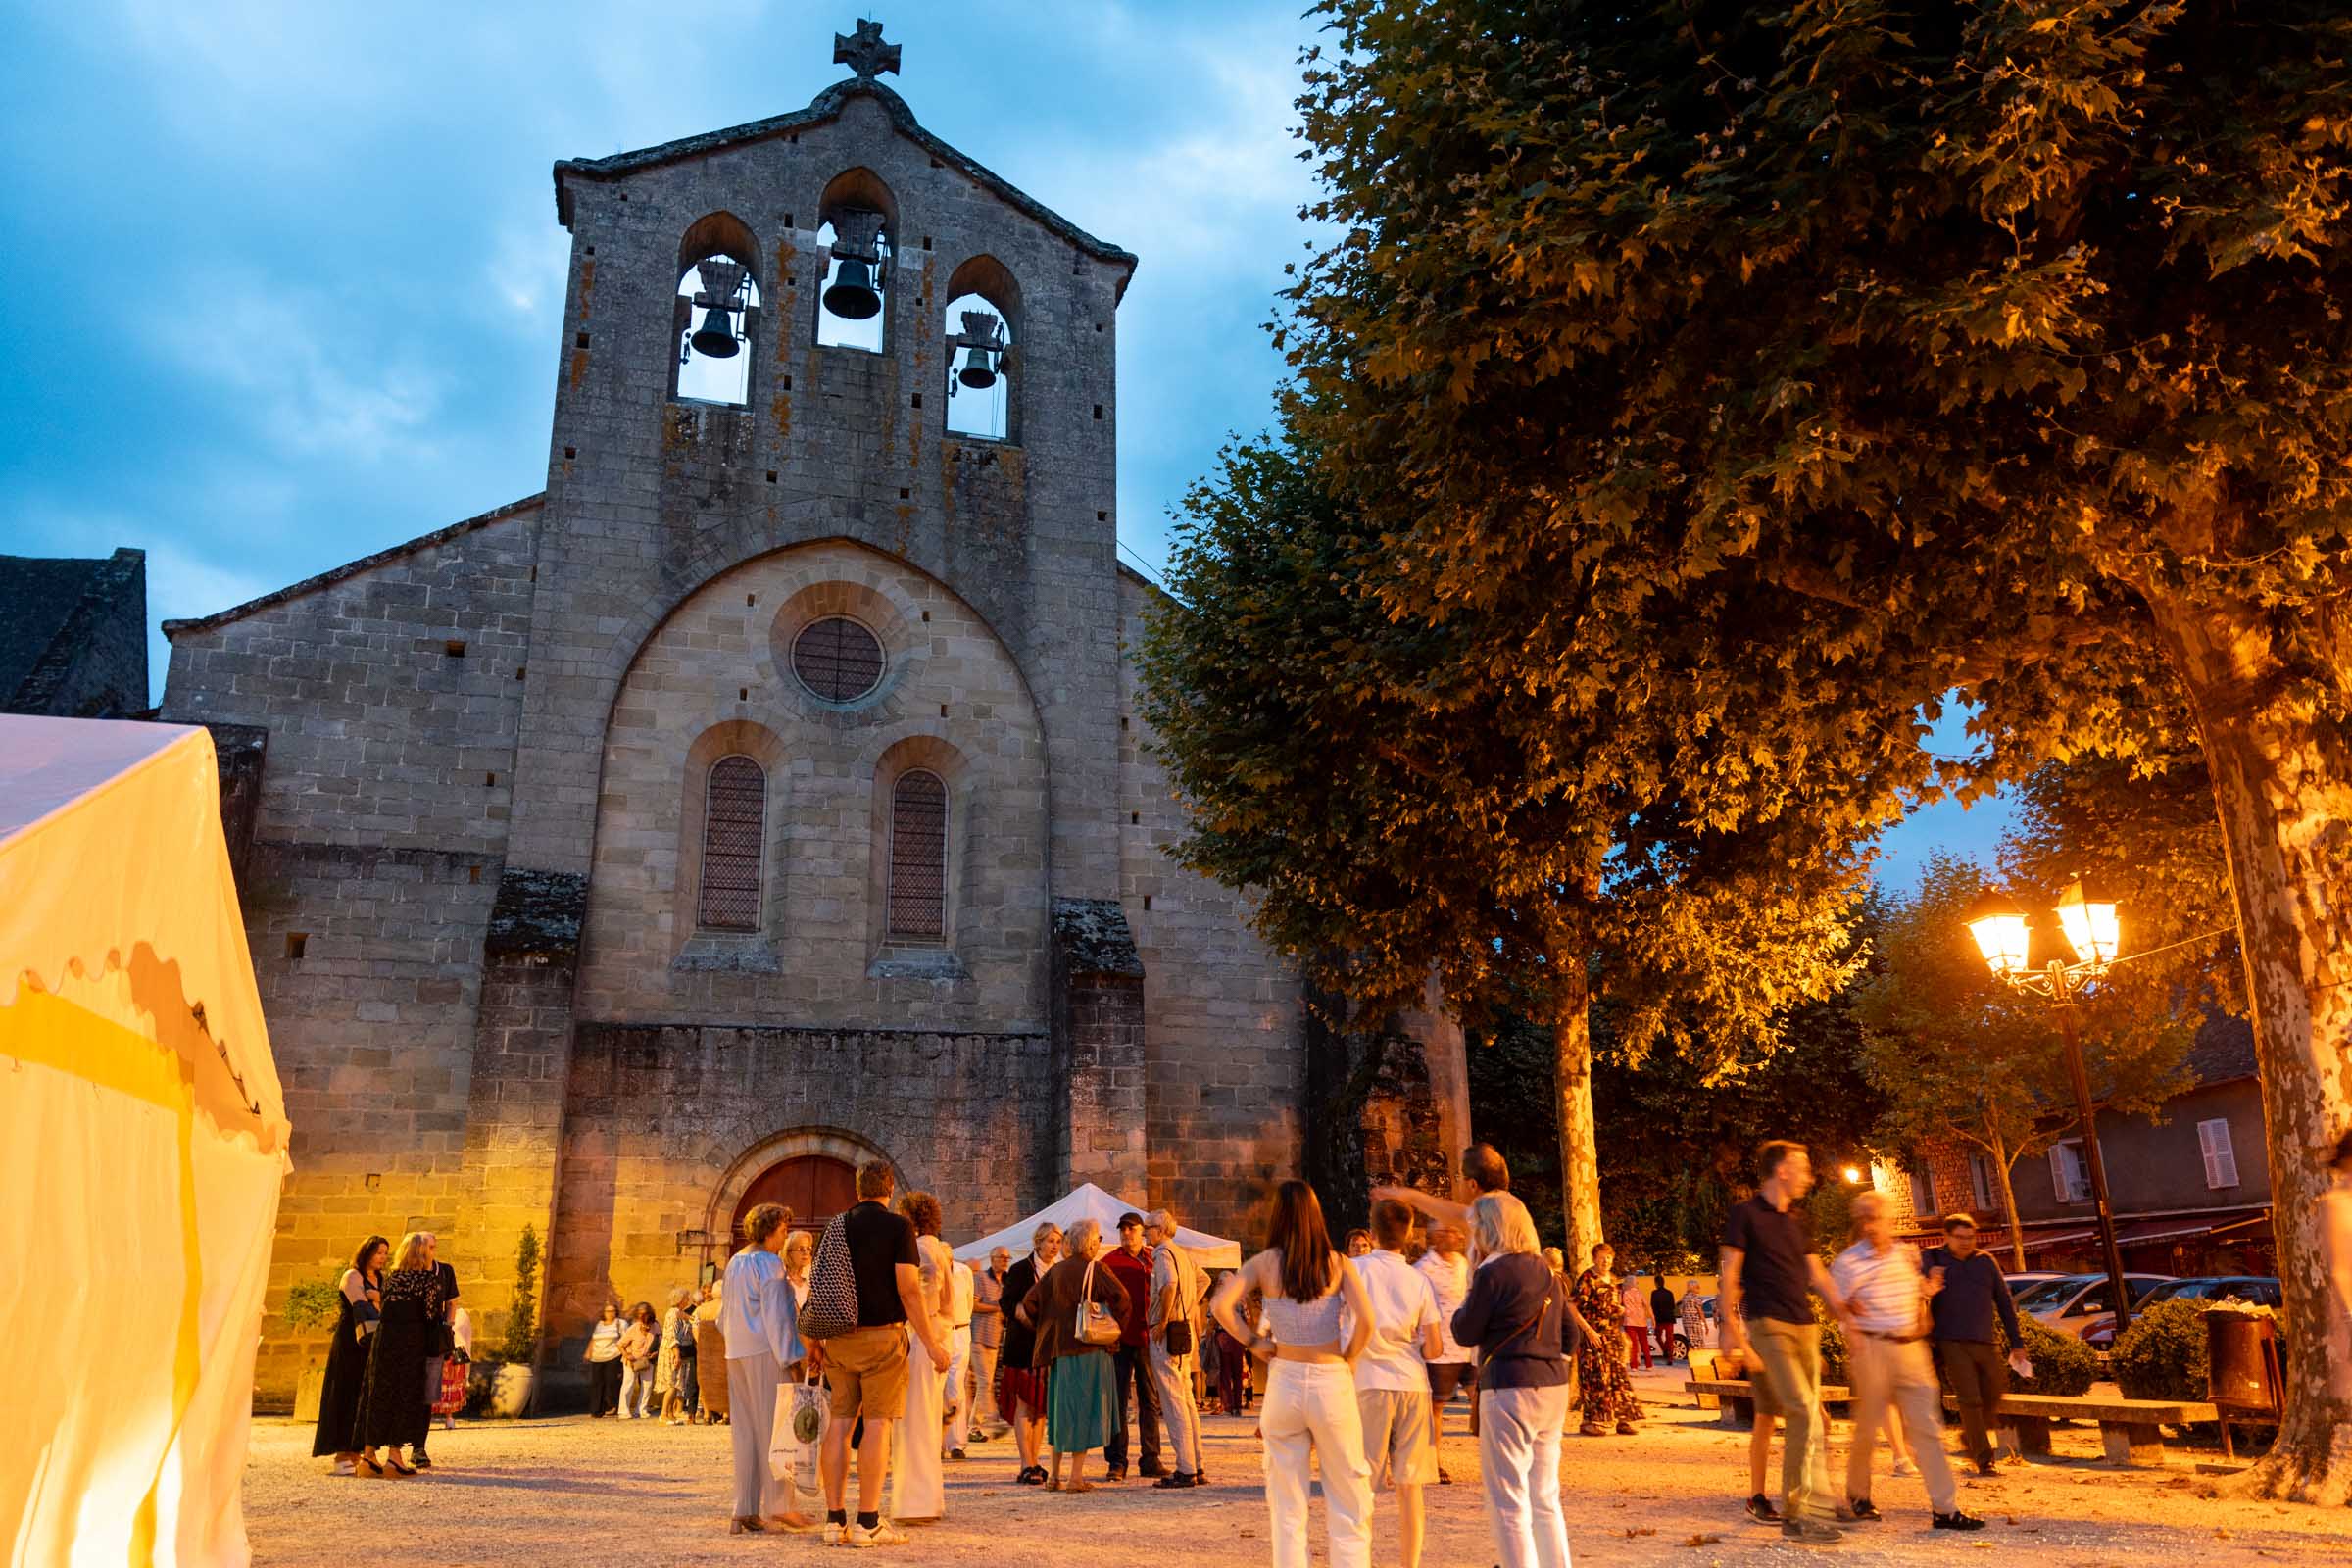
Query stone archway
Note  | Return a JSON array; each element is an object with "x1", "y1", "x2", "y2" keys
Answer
[
  {"x1": 731, "y1": 1153, "x2": 857, "y2": 1244},
  {"x1": 703, "y1": 1125, "x2": 896, "y2": 1253}
]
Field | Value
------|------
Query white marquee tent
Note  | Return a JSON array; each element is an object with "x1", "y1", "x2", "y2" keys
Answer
[
  {"x1": 0, "y1": 716, "x2": 291, "y2": 1567},
  {"x1": 954, "y1": 1182, "x2": 1243, "y2": 1269}
]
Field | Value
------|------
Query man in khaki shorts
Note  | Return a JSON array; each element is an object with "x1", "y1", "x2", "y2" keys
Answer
[
  {"x1": 1351, "y1": 1199, "x2": 1446, "y2": 1568},
  {"x1": 814, "y1": 1160, "x2": 951, "y2": 1548}
]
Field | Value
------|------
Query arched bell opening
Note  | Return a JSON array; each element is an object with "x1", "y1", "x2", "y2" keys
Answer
[
  {"x1": 815, "y1": 168, "x2": 897, "y2": 354},
  {"x1": 673, "y1": 212, "x2": 762, "y2": 406}
]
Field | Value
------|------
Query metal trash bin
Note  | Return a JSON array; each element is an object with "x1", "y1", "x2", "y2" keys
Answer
[{"x1": 2205, "y1": 1310, "x2": 2282, "y2": 1459}]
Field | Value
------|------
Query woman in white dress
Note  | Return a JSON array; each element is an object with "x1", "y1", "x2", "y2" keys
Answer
[{"x1": 891, "y1": 1189, "x2": 953, "y2": 1523}]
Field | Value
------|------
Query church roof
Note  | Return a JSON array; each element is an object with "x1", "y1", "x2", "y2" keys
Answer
[
  {"x1": 552, "y1": 77, "x2": 1139, "y2": 299},
  {"x1": 161, "y1": 493, "x2": 544, "y2": 640},
  {"x1": 0, "y1": 548, "x2": 143, "y2": 709}
]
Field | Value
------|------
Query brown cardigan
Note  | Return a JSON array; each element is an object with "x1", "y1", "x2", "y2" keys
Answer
[{"x1": 1026, "y1": 1253, "x2": 1130, "y2": 1368}]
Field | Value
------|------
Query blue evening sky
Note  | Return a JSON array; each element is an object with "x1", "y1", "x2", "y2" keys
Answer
[{"x1": 0, "y1": 0, "x2": 2003, "y2": 890}]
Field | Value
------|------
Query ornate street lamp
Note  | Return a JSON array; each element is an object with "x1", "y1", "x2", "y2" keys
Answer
[{"x1": 1964, "y1": 876, "x2": 2137, "y2": 1335}]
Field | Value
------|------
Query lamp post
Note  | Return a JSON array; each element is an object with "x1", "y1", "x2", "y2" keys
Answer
[{"x1": 1964, "y1": 876, "x2": 2137, "y2": 1337}]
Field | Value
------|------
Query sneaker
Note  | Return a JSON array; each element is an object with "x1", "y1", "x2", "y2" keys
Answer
[
  {"x1": 1842, "y1": 1497, "x2": 1880, "y2": 1522},
  {"x1": 947, "y1": 1448, "x2": 967, "y2": 1462},
  {"x1": 1934, "y1": 1511, "x2": 1987, "y2": 1532},
  {"x1": 1745, "y1": 1494, "x2": 1782, "y2": 1525},
  {"x1": 1781, "y1": 1518, "x2": 1843, "y2": 1545},
  {"x1": 822, "y1": 1521, "x2": 848, "y2": 1545},
  {"x1": 410, "y1": 1451, "x2": 432, "y2": 1470},
  {"x1": 847, "y1": 1521, "x2": 908, "y2": 1548},
  {"x1": 1154, "y1": 1472, "x2": 1198, "y2": 1489},
  {"x1": 1615, "y1": 1420, "x2": 1638, "y2": 1436},
  {"x1": 330, "y1": 1460, "x2": 357, "y2": 1476},
  {"x1": 1975, "y1": 1459, "x2": 2000, "y2": 1479},
  {"x1": 1889, "y1": 1458, "x2": 1915, "y2": 1478}
]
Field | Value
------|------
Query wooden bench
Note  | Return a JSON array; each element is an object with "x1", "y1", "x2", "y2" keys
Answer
[
  {"x1": 1683, "y1": 1378, "x2": 1850, "y2": 1431},
  {"x1": 1687, "y1": 1380, "x2": 2216, "y2": 1468},
  {"x1": 1943, "y1": 1391, "x2": 2219, "y2": 1468}
]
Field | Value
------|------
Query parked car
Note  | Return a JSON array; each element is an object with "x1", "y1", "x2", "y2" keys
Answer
[
  {"x1": 2079, "y1": 1276, "x2": 2283, "y2": 1349},
  {"x1": 2026, "y1": 1273, "x2": 2177, "y2": 1338},
  {"x1": 2004, "y1": 1270, "x2": 2070, "y2": 1298}
]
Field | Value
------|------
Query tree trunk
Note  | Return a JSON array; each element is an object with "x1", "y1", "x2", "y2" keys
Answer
[
  {"x1": 1552, "y1": 951, "x2": 1605, "y2": 1274},
  {"x1": 2144, "y1": 583, "x2": 2352, "y2": 1504},
  {"x1": 1988, "y1": 1133, "x2": 2029, "y2": 1273}
]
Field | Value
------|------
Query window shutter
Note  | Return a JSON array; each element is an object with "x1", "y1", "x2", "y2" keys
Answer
[
  {"x1": 1909, "y1": 1166, "x2": 1935, "y2": 1219},
  {"x1": 2049, "y1": 1143, "x2": 2086, "y2": 1203},
  {"x1": 2197, "y1": 1118, "x2": 2239, "y2": 1190},
  {"x1": 698, "y1": 755, "x2": 765, "y2": 931},
  {"x1": 1970, "y1": 1153, "x2": 1995, "y2": 1211},
  {"x1": 888, "y1": 769, "x2": 948, "y2": 939}
]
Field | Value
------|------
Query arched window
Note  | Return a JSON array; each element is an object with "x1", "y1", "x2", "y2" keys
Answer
[
  {"x1": 887, "y1": 769, "x2": 948, "y2": 940},
  {"x1": 942, "y1": 256, "x2": 1021, "y2": 443},
  {"x1": 698, "y1": 755, "x2": 766, "y2": 930},
  {"x1": 816, "y1": 169, "x2": 897, "y2": 353},
  {"x1": 674, "y1": 212, "x2": 761, "y2": 406}
]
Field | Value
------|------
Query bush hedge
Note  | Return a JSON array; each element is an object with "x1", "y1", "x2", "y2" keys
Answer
[
  {"x1": 2112, "y1": 1298, "x2": 2210, "y2": 1401},
  {"x1": 2007, "y1": 1315, "x2": 2098, "y2": 1396}
]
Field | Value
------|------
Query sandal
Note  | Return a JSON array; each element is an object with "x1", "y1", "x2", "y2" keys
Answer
[
  {"x1": 1046, "y1": 1476, "x2": 1064, "y2": 1492},
  {"x1": 384, "y1": 1454, "x2": 416, "y2": 1476},
  {"x1": 1581, "y1": 1421, "x2": 1609, "y2": 1437},
  {"x1": 354, "y1": 1458, "x2": 386, "y2": 1479}
]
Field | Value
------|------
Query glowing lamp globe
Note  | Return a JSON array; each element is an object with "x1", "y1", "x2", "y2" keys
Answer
[
  {"x1": 1964, "y1": 889, "x2": 2033, "y2": 978},
  {"x1": 2055, "y1": 876, "x2": 2121, "y2": 969}
]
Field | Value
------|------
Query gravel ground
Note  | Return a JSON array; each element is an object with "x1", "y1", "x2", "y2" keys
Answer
[{"x1": 244, "y1": 1365, "x2": 2352, "y2": 1566}]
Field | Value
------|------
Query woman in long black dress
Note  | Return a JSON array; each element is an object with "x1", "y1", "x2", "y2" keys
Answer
[
  {"x1": 351, "y1": 1232, "x2": 448, "y2": 1477},
  {"x1": 313, "y1": 1235, "x2": 389, "y2": 1469}
]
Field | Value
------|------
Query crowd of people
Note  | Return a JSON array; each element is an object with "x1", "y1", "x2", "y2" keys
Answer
[{"x1": 309, "y1": 1133, "x2": 2147, "y2": 1561}]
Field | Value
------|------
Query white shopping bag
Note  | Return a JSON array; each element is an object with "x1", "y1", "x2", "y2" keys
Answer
[{"x1": 768, "y1": 1377, "x2": 828, "y2": 1513}]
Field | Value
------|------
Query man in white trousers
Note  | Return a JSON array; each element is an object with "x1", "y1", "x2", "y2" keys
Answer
[{"x1": 1146, "y1": 1208, "x2": 1207, "y2": 1488}]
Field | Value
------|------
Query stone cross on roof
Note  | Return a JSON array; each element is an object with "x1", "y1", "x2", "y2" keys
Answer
[{"x1": 833, "y1": 19, "x2": 901, "y2": 80}]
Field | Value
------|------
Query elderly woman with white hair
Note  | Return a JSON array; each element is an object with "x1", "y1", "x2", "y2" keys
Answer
[
  {"x1": 1018, "y1": 1216, "x2": 1131, "y2": 1491},
  {"x1": 1451, "y1": 1193, "x2": 1586, "y2": 1568}
]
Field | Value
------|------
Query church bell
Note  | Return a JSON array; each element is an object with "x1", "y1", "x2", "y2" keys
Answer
[
  {"x1": 689, "y1": 303, "x2": 741, "y2": 359},
  {"x1": 823, "y1": 258, "x2": 884, "y2": 321},
  {"x1": 956, "y1": 344, "x2": 998, "y2": 390}
]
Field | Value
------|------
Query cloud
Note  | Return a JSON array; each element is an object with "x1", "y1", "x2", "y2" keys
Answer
[{"x1": 145, "y1": 270, "x2": 448, "y2": 465}]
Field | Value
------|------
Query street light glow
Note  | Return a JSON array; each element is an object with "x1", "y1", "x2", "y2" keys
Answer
[
  {"x1": 2055, "y1": 876, "x2": 2121, "y2": 969},
  {"x1": 1963, "y1": 889, "x2": 2032, "y2": 977},
  {"x1": 1842, "y1": 1166, "x2": 1863, "y2": 1185}
]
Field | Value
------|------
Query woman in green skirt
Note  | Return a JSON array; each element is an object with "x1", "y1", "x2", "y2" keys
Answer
[{"x1": 1018, "y1": 1216, "x2": 1131, "y2": 1492}]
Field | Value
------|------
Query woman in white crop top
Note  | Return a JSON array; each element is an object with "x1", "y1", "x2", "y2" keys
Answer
[{"x1": 1211, "y1": 1180, "x2": 1377, "y2": 1568}]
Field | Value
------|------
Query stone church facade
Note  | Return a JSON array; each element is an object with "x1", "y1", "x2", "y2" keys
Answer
[{"x1": 158, "y1": 28, "x2": 1468, "y2": 1404}]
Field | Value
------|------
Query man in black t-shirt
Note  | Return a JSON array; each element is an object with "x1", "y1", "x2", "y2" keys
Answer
[
  {"x1": 1719, "y1": 1141, "x2": 1847, "y2": 1544},
  {"x1": 815, "y1": 1160, "x2": 949, "y2": 1547}
]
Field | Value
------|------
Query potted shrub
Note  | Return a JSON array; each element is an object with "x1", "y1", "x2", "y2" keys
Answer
[
  {"x1": 281, "y1": 1274, "x2": 344, "y2": 1422},
  {"x1": 477, "y1": 1225, "x2": 542, "y2": 1418}
]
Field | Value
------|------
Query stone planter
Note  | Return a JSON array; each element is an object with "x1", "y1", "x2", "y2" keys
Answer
[
  {"x1": 293, "y1": 1362, "x2": 326, "y2": 1424},
  {"x1": 490, "y1": 1362, "x2": 535, "y2": 1418}
]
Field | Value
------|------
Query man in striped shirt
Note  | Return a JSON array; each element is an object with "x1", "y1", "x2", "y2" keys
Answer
[{"x1": 1829, "y1": 1192, "x2": 1984, "y2": 1532}]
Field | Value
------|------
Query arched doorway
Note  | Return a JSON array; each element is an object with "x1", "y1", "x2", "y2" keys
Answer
[{"x1": 730, "y1": 1153, "x2": 857, "y2": 1245}]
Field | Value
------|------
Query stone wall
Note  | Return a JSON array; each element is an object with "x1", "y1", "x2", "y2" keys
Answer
[
  {"x1": 575, "y1": 539, "x2": 1049, "y2": 1032},
  {"x1": 1116, "y1": 570, "x2": 1308, "y2": 1241},
  {"x1": 543, "y1": 1018, "x2": 1055, "y2": 1396}
]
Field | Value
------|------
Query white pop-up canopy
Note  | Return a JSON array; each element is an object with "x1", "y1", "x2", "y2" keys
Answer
[
  {"x1": 0, "y1": 716, "x2": 291, "y2": 1567},
  {"x1": 954, "y1": 1182, "x2": 1244, "y2": 1270}
]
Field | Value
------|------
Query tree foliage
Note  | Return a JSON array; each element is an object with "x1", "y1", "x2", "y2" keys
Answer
[
  {"x1": 1856, "y1": 853, "x2": 2193, "y2": 1267},
  {"x1": 1272, "y1": 0, "x2": 2352, "y2": 1496}
]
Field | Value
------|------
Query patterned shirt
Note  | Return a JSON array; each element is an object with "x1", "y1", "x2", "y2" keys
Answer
[{"x1": 1831, "y1": 1239, "x2": 1926, "y2": 1335}]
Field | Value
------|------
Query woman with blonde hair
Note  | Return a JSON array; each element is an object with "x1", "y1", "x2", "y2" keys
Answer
[
  {"x1": 1453, "y1": 1193, "x2": 1582, "y2": 1568},
  {"x1": 659, "y1": 1286, "x2": 696, "y2": 1425},
  {"x1": 1020, "y1": 1217, "x2": 1131, "y2": 1492},
  {"x1": 349, "y1": 1232, "x2": 449, "y2": 1477},
  {"x1": 721, "y1": 1203, "x2": 812, "y2": 1533},
  {"x1": 782, "y1": 1230, "x2": 814, "y2": 1302},
  {"x1": 1210, "y1": 1179, "x2": 1377, "y2": 1568}
]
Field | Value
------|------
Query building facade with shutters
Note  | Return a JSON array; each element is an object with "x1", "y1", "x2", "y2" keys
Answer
[
  {"x1": 1879, "y1": 1013, "x2": 2274, "y2": 1277},
  {"x1": 155, "y1": 34, "x2": 1472, "y2": 1406}
]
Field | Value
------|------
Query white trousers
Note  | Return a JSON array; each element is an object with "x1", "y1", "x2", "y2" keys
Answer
[
  {"x1": 943, "y1": 1323, "x2": 974, "y2": 1450},
  {"x1": 1260, "y1": 1359, "x2": 1373, "y2": 1568},
  {"x1": 1477, "y1": 1384, "x2": 1572, "y2": 1568},
  {"x1": 1846, "y1": 1333, "x2": 1958, "y2": 1512},
  {"x1": 619, "y1": 1360, "x2": 653, "y2": 1418},
  {"x1": 726, "y1": 1352, "x2": 787, "y2": 1519},
  {"x1": 1150, "y1": 1337, "x2": 1203, "y2": 1476},
  {"x1": 891, "y1": 1325, "x2": 947, "y2": 1520}
]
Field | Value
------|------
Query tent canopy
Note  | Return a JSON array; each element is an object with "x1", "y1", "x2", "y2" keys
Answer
[
  {"x1": 1, "y1": 716, "x2": 289, "y2": 1567},
  {"x1": 954, "y1": 1182, "x2": 1243, "y2": 1270}
]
